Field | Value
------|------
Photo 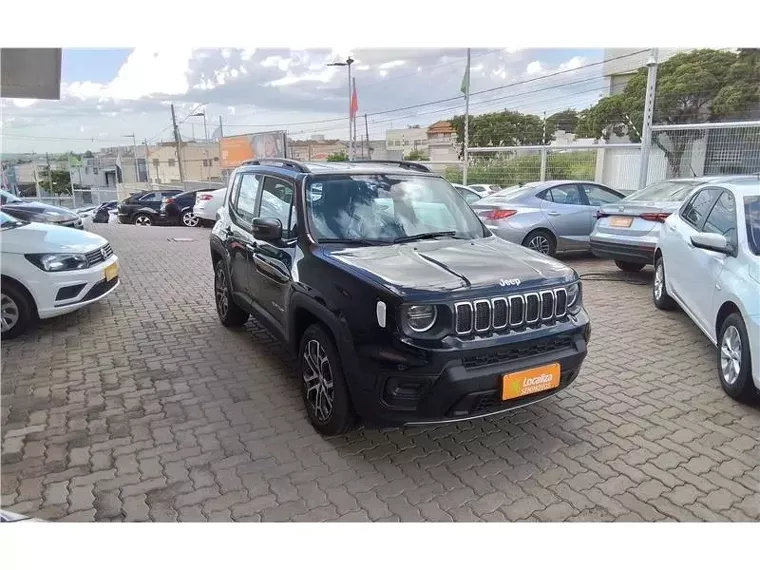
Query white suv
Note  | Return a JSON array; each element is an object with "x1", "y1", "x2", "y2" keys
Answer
[
  {"x1": 653, "y1": 177, "x2": 760, "y2": 402},
  {"x1": 1, "y1": 212, "x2": 120, "y2": 339}
]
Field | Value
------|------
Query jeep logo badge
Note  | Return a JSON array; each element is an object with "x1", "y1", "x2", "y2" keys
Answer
[{"x1": 499, "y1": 278, "x2": 521, "y2": 287}]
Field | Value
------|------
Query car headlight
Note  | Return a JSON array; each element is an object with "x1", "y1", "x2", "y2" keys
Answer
[
  {"x1": 29, "y1": 211, "x2": 73, "y2": 223},
  {"x1": 566, "y1": 282, "x2": 581, "y2": 314},
  {"x1": 25, "y1": 253, "x2": 89, "y2": 272},
  {"x1": 403, "y1": 304, "x2": 438, "y2": 333}
]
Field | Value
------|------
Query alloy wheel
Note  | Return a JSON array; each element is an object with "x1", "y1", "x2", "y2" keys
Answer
[
  {"x1": 214, "y1": 267, "x2": 229, "y2": 319},
  {"x1": 135, "y1": 215, "x2": 152, "y2": 226},
  {"x1": 720, "y1": 325, "x2": 742, "y2": 386},
  {"x1": 528, "y1": 235, "x2": 551, "y2": 255},
  {"x1": 654, "y1": 263, "x2": 664, "y2": 300},
  {"x1": 182, "y1": 212, "x2": 199, "y2": 227},
  {"x1": 302, "y1": 339, "x2": 335, "y2": 422},
  {"x1": 0, "y1": 293, "x2": 20, "y2": 333}
]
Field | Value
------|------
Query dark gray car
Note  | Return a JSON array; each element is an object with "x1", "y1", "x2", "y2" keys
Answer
[{"x1": 0, "y1": 189, "x2": 83, "y2": 230}]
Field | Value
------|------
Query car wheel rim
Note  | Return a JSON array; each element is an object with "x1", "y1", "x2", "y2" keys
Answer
[
  {"x1": 302, "y1": 339, "x2": 334, "y2": 423},
  {"x1": 1, "y1": 293, "x2": 20, "y2": 332},
  {"x1": 720, "y1": 325, "x2": 742, "y2": 386},
  {"x1": 528, "y1": 235, "x2": 550, "y2": 254},
  {"x1": 135, "y1": 216, "x2": 151, "y2": 226},
  {"x1": 654, "y1": 263, "x2": 664, "y2": 300},
  {"x1": 183, "y1": 212, "x2": 198, "y2": 227},
  {"x1": 214, "y1": 267, "x2": 228, "y2": 319}
]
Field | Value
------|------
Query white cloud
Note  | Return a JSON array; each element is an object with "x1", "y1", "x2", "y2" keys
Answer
[
  {"x1": 526, "y1": 61, "x2": 543, "y2": 75},
  {"x1": 379, "y1": 60, "x2": 405, "y2": 70},
  {"x1": 559, "y1": 56, "x2": 586, "y2": 71},
  {"x1": 11, "y1": 98, "x2": 37, "y2": 108}
]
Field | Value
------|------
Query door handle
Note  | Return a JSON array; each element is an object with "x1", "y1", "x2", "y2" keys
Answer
[{"x1": 547, "y1": 211, "x2": 561, "y2": 217}]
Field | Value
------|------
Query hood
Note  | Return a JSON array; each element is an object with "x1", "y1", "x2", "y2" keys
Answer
[
  {"x1": 1, "y1": 222, "x2": 107, "y2": 255},
  {"x1": 2, "y1": 200, "x2": 79, "y2": 221},
  {"x1": 318, "y1": 236, "x2": 576, "y2": 297}
]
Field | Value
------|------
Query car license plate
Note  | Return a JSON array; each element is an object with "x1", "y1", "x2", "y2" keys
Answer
[
  {"x1": 502, "y1": 363, "x2": 561, "y2": 400},
  {"x1": 104, "y1": 261, "x2": 119, "y2": 282},
  {"x1": 609, "y1": 216, "x2": 633, "y2": 228}
]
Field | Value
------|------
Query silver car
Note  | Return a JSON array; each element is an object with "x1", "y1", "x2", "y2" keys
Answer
[
  {"x1": 470, "y1": 180, "x2": 625, "y2": 256},
  {"x1": 590, "y1": 175, "x2": 756, "y2": 272},
  {"x1": 451, "y1": 183, "x2": 488, "y2": 205}
]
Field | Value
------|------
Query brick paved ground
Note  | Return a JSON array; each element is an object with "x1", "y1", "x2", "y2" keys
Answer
[{"x1": 1, "y1": 222, "x2": 758, "y2": 522}]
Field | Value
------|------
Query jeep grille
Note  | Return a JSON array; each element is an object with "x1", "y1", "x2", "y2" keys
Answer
[{"x1": 454, "y1": 287, "x2": 568, "y2": 335}]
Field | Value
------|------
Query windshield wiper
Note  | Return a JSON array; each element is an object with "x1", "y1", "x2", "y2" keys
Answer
[
  {"x1": 319, "y1": 238, "x2": 388, "y2": 246},
  {"x1": 392, "y1": 231, "x2": 458, "y2": 244}
]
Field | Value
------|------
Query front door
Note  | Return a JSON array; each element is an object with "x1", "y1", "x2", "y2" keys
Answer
[
  {"x1": 540, "y1": 183, "x2": 592, "y2": 251},
  {"x1": 225, "y1": 173, "x2": 263, "y2": 304}
]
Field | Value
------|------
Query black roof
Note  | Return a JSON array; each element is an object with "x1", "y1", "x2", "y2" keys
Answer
[{"x1": 236, "y1": 158, "x2": 437, "y2": 178}]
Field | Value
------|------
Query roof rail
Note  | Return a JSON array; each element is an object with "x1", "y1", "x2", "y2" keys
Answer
[
  {"x1": 348, "y1": 160, "x2": 432, "y2": 173},
  {"x1": 241, "y1": 158, "x2": 310, "y2": 173}
]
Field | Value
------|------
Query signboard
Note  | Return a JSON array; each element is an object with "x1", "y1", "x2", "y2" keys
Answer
[{"x1": 220, "y1": 130, "x2": 287, "y2": 169}]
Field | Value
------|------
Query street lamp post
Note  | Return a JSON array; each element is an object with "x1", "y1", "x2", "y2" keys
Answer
[
  {"x1": 191, "y1": 111, "x2": 208, "y2": 143},
  {"x1": 123, "y1": 133, "x2": 140, "y2": 183},
  {"x1": 327, "y1": 56, "x2": 354, "y2": 159}
]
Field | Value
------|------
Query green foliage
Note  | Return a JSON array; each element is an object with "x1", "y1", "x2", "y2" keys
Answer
[
  {"x1": 450, "y1": 110, "x2": 548, "y2": 150},
  {"x1": 38, "y1": 168, "x2": 71, "y2": 195},
  {"x1": 83, "y1": 150, "x2": 94, "y2": 158},
  {"x1": 546, "y1": 109, "x2": 580, "y2": 134},
  {"x1": 404, "y1": 149, "x2": 428, "y2": 161},
  {"x1": 326, "y1": 151, "x2": 348, "y2": 162}
]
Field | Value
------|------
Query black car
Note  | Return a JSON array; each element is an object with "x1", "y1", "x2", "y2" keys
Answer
[
  {"x1": 1, "y1": 189, "x2": 84, "y2": 230},
  {"x1": 116, "y1": 190, "x2": 182, "y2": 226},
  {"x1": 92, "y1": 201, "x2": 118, "y2": 223},
  {"x1": 210, "y1": 159, "x2": 591, "y2": 436},
  {"x1": 161, "y1": 189, "x2": 220, "y2": 227}
]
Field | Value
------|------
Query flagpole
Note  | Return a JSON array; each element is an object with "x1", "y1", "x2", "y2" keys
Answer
[
  {"x1": 462, "y1": 48, "x2": 471, "y2": 185},
  {"x1": 352, "y1": 78, "x2": 358, "y2": 160}
]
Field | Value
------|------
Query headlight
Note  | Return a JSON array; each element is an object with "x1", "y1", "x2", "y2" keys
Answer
[
  {"x1": 29, "y1": 211, "x2": 73, "y2": 223},
  {"x1": 566, "y1": 282, "x2": 581, "y2": 314},
  {"x1": 25, "y1": 253, "x2": 89, "y2": 272},
  {"x1": 404, "y1": 304, "x2": 438, "y2": 333}
]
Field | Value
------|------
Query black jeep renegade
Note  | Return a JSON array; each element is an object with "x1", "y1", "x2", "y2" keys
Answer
[{"x1": 210, "y1": 159, "x2": 591, "y2": 436}]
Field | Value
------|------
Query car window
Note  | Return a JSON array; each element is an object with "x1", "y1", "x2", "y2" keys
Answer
[
  {"x1": 703, "y1": 191, "x2": 737, "y2": 246},
  {"x1": 454, "y1": 186, "x2": 480, "y2": 205},
  {"x1": 744, "y1": 196, "x2": 760, "y2": 256},
  {"x1": 138, "y1": 193, "x2": 159, "y2": 201},
  {"x1": 681, "y1": 188, "x2": 720, "y2": 228},
  {"x1": 582, "y1": 184, "x2": 621, "y2": 206},
  {"x1": 259, "y1": 177, "x2": 296, "y2": 238},
  {"x1": 1, "y1": 190, "x2": 22, "y2": 204},
  {"x1": 234, "y1": 173, "x2": 262, "y2": 223},
  {"x1": 547, "y1": 184, "x2": 583, "y2": 205}
]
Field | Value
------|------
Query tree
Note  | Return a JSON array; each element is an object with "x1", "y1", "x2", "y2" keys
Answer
[
  {"x1": 83, "y1": 150, "x2": 94, "y2": 158},
  {"x1": 545, "y1": 109, "x2": 580, "y2": 134},
  {"x1": 577, "y1": 49, "x2": 755, "y2": 176},
  {"x1": 38, "y1": 168, "x2": 72, "y2": 195},
  {"x1": 450, "y1": 110, "x2": 547, "y2": 152},
  {"x1": 404, "y1": 149, "x2": 428, "y2": 161},
  {"x1": 326, "y1": 151, "x2": 348, "y2": 162}
]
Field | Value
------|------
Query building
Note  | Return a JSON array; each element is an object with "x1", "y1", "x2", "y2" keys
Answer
[
  {"x1": 426, "y1": 121, "x2": 458, "y2": 162},
  {"x1": 287, "y1": 139, "x2": 348, "y2": 161},
  {"x1": 147, "y1": 142, "x2": 221, "y2": 184},
  {"x1": 386, "y1": 127, "x2": 428, "y2": 157}
]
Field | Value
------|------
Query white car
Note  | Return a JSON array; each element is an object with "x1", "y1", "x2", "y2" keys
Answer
[
  {"x1": 468, "y1": 183, "x2": 502, "y2": 196},
  {"x1": 1, "y1": 211, "x2": 120, "y2": 339},
  {"x1": 193, "y1": 187, "x2": 227, "y2": 226},
  {"x1": 653, "y1": 177, "x2": 760, "y2": 402}
]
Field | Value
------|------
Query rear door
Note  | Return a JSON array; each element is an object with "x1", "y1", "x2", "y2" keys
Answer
[{"x1": 539, "y1": 183, "x2": 593, "y2": 250}]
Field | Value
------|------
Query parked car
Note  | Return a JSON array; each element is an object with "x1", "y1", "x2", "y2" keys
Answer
[
  {"x1": 193, "y1": 187, "x2": 227, "y2": 226},
  {"x1": 451, "y1": 183, "x2": 488, "y2": 205},
  {"x1": 0, "y1": 509, "x2": 42, "y2": 522},
  {"x1": 1, "y1": 211, "x2": 120, "y2": 339},
  {"x1": 470, "y1": 180, "x2": 625, "y2": 256},
  {"x1": 468, "y1": 183, "x2": 502, "y2": 196},
  {"x1": 159, "y1": 189, "x2": 212, "y2": 227},
  {"x1": 75, "y1": 206, "x2": 96, "y2": 220},
  {"x1": 92, "y1": 201, "x2": 118, "y2": 224},
  {"x1": 210, "y1": 159, "x2": 590, "y2": 436},
  {"x1": 116, "y1": 190, "x2": 182, "y2": 226},
  {"x1": 590, "y1": 176, "x2": 739, "y2": 271},
  {"x1": 653, "y1": 177, "x2": 760, "y2": 403},
  {"x1": 1, "y1": 189, "x2": 84, "y2": 230}
]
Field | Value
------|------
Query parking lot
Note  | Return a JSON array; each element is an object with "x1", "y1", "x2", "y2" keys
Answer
[{"x1": 1, "y1": 221, "x2": 758, "y2": 522}]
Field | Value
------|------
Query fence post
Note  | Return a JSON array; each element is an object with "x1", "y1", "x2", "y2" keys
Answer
[
  {"x1": 638, "y1": 48, "x2": 659, "y2": 189},
  {"x1": 539, "y1": 147, "x2": 547, "y2": 182}
]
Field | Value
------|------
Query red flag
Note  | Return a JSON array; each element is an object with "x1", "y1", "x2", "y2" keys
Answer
[{"x1": 350, "y1": 80, "x2": 359, "y2": 120}]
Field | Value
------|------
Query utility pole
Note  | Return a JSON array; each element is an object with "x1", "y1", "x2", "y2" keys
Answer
[
  {"x1": 364, "y1": 114, "x2": 370, "y2": 159},
  {"x1": 123, "y1": 133, "x2": 140, "y2": 183},
  {"x1": 170, "y1": 103, "x2": 186, "y2": 183},
  {"x1": 218, "y1": 116, "x2": 224, "y2": 183},
  {"x1": 638, "y1": 48, "x2": 659, "y2": 189},
  {"x1": 143, "y1": 140, "x2": 151, "y2": 185},
  {"x1": 45, "y1": 152, "x2": 53, "y2": 196},
  {"x1": 462, "y1": 48, "x2": 471, "y2": 185}
]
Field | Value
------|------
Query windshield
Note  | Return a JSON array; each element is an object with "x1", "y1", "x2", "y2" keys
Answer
[
  {"x1": 0, "y1": 189, "x2": 23, "y2": 204},
  {"x1": 625, "y1": 179, "x2": 704, "y2": 202},
  {"x1": 0, "y1": 211, "x2": 27, "y2": 229},
  {"x1": 306, "y1": 174, "x2": 487, "y2": 243},
  {"x1": 745, "y1": 196, "x2": 760, "y2": 256}
]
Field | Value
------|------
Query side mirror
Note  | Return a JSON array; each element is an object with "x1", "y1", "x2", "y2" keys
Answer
[
  {"x1": 691, "y1": 232, "x2": 734, "y2": 256},
  {"x1": 252, "y1": 217, "x2": 283, "y2": 242}
]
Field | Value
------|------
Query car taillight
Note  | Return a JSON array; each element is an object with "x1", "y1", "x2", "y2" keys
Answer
[
  {"x1": 166, "y1": 198, "x2": 175, "y2": 205},
  {"x1": 483, "y1": 209, "x2": 517, "y2": 220},
  {"x1": 199, "y1": 194, "x2": 213, "y2": 201},
  {"x1": 640, "y1": 212, "x2": 669, "y2": 223}
]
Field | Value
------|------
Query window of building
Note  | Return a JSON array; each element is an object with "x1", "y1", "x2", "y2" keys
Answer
[{"x1": 168, "y1": 159, "x2": 176, "y2": 167}]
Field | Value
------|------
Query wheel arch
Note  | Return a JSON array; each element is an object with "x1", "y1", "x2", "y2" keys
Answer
[
  {"x1": 715, "y1": 300, "x2": 742, "y2": 341},
  {"x1": 1, "y1": 274, "x2": 39, "y2": 318}
]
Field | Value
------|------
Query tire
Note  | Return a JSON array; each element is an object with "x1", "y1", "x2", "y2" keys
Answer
[
  {"x1": 522, "y1": 229, "x2": 556, "y2": 257},
  {"x1": 615, "y1": 260, "x2": 645, "y2": 272},
  {"x1": 1, "y1": 280, "x2": 37, "y2": 340},
  {"x1": 717, "y1": 313, "x2": 757, "y2": 403},
  {"x1": 213, "y1": 260, "x2": 248, "y2": 327},
  {"x1": 652, "y1": 256, "x2": 677, "y2": 311},
  {"x1": 133, "y1": 213, "x2": 153, "y2": 226},
  {"x1": 299, "y1": 324, "x2": 357, "y2": 436},
  {"x1": 181, "y1": 210, "x2": 199, "y2": 228}
]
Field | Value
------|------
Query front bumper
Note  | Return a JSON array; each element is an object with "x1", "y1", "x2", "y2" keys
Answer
[
  {"x1": 344, "y1": 313, "x2": 590, "y2": 427},
  {"x1": 590, "y1": 236, "x2": 656, "y2": 265}
]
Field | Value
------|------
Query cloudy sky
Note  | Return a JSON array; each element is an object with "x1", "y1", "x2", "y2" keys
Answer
[{"x1": 1, "y1": 47, "x2": 623, "y2": 154}]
